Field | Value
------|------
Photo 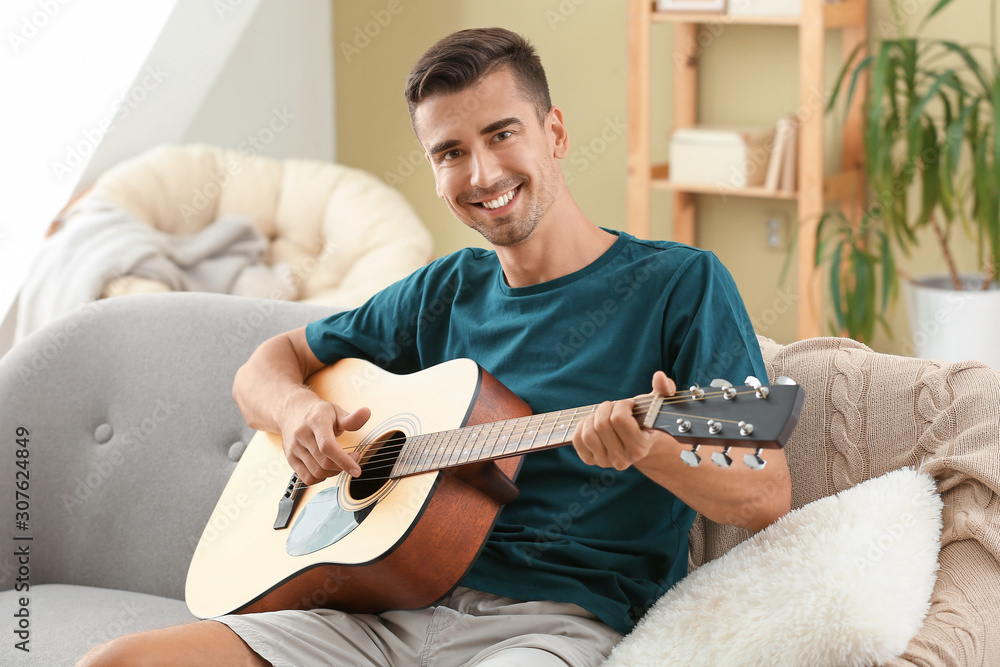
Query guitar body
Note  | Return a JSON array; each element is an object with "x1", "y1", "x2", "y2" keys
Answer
[{"x1": 185, "y1": 358, "x2": 531, "y2": 619}]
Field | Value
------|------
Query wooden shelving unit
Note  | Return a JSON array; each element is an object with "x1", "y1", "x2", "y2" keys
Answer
[{"x1": 626, "y1": 0, "x2": 868, "y2": 339}]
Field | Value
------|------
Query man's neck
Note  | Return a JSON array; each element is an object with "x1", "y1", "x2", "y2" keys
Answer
[{"x1": 494, "y1": 203, "x2": 617, "y2": 289}]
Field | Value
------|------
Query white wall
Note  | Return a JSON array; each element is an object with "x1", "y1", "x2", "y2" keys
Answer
[{"x1": 180, "y1": 0, "x2": 336, "y2": 163}]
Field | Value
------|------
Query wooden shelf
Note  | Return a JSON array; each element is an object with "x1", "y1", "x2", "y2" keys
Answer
[
  {"x1": 650, "y1": 163, "x2": 799, "y2": 199},
  {"x1": 627, "y1": 0, "x2": 869, "y2": 339},
  {"x1": 649, "y1": 0, "x2": 866, "y2": 28},
  {"x1": 649, "y1": 164, "x2": 862, "y2": 202},
  {"x1": 650, "y1": 10, "x2": 800, "y2": 25}
]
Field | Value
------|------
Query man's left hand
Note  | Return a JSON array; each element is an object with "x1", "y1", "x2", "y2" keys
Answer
[{"x1": 571, "y1": 371, "x2": 677, "y2": 470}]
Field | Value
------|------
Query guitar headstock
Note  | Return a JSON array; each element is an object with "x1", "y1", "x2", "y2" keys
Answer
[{"x1": 641, "y1": 376, "x2": 805, "y2": 471}]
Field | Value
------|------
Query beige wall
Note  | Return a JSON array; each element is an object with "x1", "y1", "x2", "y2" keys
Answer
[{"x1": 333, "y1": 0, "x2": 995, "y2": 353}]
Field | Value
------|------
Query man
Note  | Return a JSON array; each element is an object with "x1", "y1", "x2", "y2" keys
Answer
[{"x1": 79, "y1": 27, "x2": 790, "y2": 667}]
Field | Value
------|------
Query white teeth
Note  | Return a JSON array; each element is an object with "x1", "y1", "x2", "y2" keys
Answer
[{"x1": 481, "y1": 188, "x2": 516, "y2": 210}]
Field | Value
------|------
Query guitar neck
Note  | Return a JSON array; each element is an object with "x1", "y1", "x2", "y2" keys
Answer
[
  {"x1": 388, "y1": 381, "x2": 803, "y2": 478},
  {"x1": 391, "y1": 403, "x2": 624, "y2": 478}
]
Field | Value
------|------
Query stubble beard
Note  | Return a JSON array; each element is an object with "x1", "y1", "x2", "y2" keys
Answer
[{"x1": 467, "y1": 161, "x2": 560, "y2": 248}]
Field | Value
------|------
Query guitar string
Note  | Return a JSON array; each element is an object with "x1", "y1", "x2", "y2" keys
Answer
[
  {"x1": 320, "y1": 387, "x2": 750, "y2": 468},
  {"x1": 291, "y1": 388, "x2": 771, "y2": 488},
  {"x1": 339, "y1": 387, "x2": 757, "y2": 460},
  {"x1": 311, "y1": 388, "x2": 763, "y2": 473}
]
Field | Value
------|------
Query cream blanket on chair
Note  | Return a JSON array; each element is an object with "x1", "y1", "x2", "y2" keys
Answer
[{"x1": 16, "y1": 197, "x2": 297, "y2": 340}]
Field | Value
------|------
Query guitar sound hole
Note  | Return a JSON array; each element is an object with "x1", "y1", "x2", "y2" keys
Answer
[{"x1": 350, "y1": 430, "x2": 404, "y2": 501}]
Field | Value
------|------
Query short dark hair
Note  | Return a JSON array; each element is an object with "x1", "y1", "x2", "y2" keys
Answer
[{"x1": 404, "y1": 27, "x2": 552, "y2": 126}]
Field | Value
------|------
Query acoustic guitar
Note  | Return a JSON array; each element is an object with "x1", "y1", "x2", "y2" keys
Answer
[{"x1": 185, "y1": 357, "x2": 804, "y2": 619}]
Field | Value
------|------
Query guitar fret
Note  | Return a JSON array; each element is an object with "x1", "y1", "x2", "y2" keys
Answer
[
  {"x1": 517, "y1": 415, "x2": 541, "y2": 452},
  {"x1": 507, "y1": 415, "x2": 529, "y2": 455},
  {"x1": 399, "y1": 433, "x2": 424, "y2": 477},
  {"x1": 459, "y1": 424, "x2": 486, "y2": 465},
  {"x1": 412, "y1": 431, "x2": 439, "y2": 475},
  {"x1": 544, "y1": 410, "x2": 563, "y2": 447},
  {"x1": 429, "y1": 430, "x2": 451, "y2": 472},
  {"x1": 393, "y1": 436, "x2": 412, "y2": 477},
  {"x1": 442, "y1": 428, "x2": 465, "y2": 470},
  {"x1": 476, "y1": 420, "x2": 501, "y2": 463},
  {"x1": 483, "y1": 419, "x2": 508, "y2": 460}
]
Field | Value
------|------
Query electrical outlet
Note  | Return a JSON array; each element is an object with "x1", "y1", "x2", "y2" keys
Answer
[{"x1": 765, "y1": 214, "x2": 786, "y2": 249}]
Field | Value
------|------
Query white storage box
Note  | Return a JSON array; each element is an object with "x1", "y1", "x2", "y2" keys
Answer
[
  {"x1": 668, "y1": 126, "x2": 775, "y2": 189},
  {"x1": 727, "y1": 0, "x2": 802, "y2": 18}
]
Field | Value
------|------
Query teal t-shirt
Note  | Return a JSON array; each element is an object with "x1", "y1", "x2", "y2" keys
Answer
[{"x1": 305, "y1": 230, "x2": 766, "y2": 634}]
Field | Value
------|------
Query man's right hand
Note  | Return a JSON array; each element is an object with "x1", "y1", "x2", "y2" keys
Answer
[
  {"x1": 233, "y1": 326, "x2": 372, "y2": 486},
  {"x1": 277, "y1": 390, "x2": 371, "y2": 485}
]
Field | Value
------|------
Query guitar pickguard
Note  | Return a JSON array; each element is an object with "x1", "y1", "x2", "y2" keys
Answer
[{"x1": 285, "y1": 485, "x2": 364, "y2": 556}]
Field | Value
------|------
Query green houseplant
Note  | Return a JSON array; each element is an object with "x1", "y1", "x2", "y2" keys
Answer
[{"x1": 815, "y1": 0, "x2": 1000, "y2": 349}]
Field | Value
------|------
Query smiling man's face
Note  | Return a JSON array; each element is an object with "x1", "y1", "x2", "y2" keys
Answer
[{"x1": 414, "y1": 67, "x2": 567, "y2": 248}]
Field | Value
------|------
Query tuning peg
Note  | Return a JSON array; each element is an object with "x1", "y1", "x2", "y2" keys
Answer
[
  {"x1": 775, "y1": 376, "x2": 798, "y2": 385},
  {"x1": 744, "y1": 447, "x2": 767, "y2": 470},
  {"x1": 706, "y1": 419, "x2": 722, "y2": 435},
  {"x1": 710, "y1": 379, "x2": 738, "y2": 400},
  {"x1": 711, "y1": 446, "x2": 733, "y2": 468},
  {"x1": 680, "y1": 444, "x2": 702, "y2": 467},
  {"x1": 745, "y1": 375, "x2": 762, "y2": 389},
  {"x1": 754, "y1": 386, "x2": 770, "y2": 399},
  {"x1": 688, "y1": 385, "x2": 705, "y2": 400}
]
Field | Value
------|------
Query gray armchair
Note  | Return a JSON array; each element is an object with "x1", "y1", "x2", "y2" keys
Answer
[{"x1": 0, "y1": 293, "x2": 333, "y2": 666}]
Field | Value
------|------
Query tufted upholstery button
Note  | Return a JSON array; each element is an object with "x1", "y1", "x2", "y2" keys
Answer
[
  {"x1": 228, "y1": 440, "x2": 248, "y2": 462},
  {"x1": 94, "y1": 423, "x2": 113, "y2": 444}
]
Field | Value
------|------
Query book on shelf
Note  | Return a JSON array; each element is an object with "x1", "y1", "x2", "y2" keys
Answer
[{"x1": 763, "y1": 113, "x2": 798, "y2": 193}]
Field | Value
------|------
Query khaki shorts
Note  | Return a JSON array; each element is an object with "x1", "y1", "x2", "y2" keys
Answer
[{"x1": 216, "y1": 586, "x2": 622, "y2": 667}]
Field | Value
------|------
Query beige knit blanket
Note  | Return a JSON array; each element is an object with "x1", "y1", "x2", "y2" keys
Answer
[{"x1": 688, "y1": 336, "x2": 1000, "y2": 666}]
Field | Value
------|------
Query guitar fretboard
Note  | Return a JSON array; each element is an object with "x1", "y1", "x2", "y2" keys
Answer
[{"x1": 390, "y1": 406, "x2": 605, "y2": 478}]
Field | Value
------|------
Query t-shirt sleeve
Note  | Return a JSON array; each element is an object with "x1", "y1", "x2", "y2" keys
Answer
[
  {"x1": 304, "y1": 267, "x2": 428, "y2": 373},
  {"x1": 661, "y1": 251, "x2": 767, "y2": 390}
]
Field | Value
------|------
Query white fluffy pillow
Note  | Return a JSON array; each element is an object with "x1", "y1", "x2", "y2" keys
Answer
[{"x1": 604, "y1": 468, "x2": 942, "y2": 667}]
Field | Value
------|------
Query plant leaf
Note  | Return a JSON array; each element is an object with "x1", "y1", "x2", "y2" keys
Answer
[
  {"x1": 829, "y1": 242, "x2": 845, "y2": 334},
  {"x1": 919, "y1": 0, "x2": 957, "y2": 31}
]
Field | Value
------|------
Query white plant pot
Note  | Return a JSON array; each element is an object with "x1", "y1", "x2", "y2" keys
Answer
[{"x1": 904, "y1": 275, "x2": 1000, "y2": 370}]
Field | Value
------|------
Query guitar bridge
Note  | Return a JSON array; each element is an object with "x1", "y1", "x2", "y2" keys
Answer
[{"x1": 273, "y1": 474, "x2": 307, "y2": 530}]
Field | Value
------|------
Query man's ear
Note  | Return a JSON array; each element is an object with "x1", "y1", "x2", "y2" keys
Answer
[{"x1": 547, "y1": 106, "x2": 569, "y2": 159}]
